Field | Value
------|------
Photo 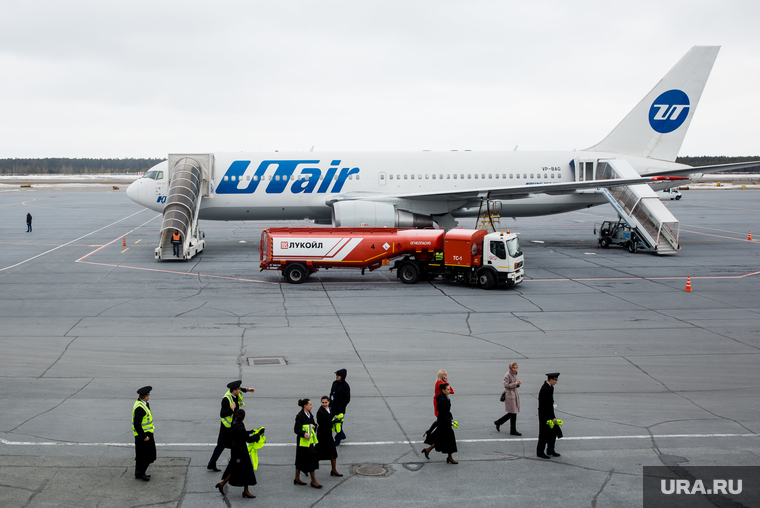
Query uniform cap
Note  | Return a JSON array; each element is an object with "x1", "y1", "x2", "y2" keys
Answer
[
  {"x1": 227, "y1": 380, "x2": 243, "y2": 390},
  {"x1": 136, "y1": 386, "x2": 152, "y2": 395},
  {"x1": 545, "y1": 372, "x2": 560, "y2": 379}
]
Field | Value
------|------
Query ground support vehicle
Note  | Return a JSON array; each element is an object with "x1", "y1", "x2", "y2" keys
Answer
[
  {"x1": 392, "y1": 228, "x2": 524, "y2": 289},
  {"x1": 594, "y1": 219, "x2": 649, "y2": 253},
  {"x1": 259, "y1": 227, "x2": 524, "y2": 288},
  {"x1": 657, "y1": 188, "x2": 683, "y2": 200}
]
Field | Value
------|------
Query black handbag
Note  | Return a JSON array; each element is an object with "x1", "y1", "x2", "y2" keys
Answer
[{"x1": 499, "y1": 391, "x2": 506, "y2": 402}]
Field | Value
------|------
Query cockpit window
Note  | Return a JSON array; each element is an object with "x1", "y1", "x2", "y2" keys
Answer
[{"x1": 142, "y1": 170, "x2": 163, "y2": 180}]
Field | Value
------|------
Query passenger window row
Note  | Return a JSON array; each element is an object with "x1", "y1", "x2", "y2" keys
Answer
[
  {"x1": 384, "y1": 173, "x2": 561, "y2": 180},
  {"x1": 220, "y1": 172, "x2": 563, "y2": 183}
]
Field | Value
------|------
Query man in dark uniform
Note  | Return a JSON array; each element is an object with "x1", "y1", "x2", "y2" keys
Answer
[
  {"x1": 133, "y1": 386, "x2": 156, "y2": 480},
  {"x1": 330, "y1": 369, "x2": 350, "y2": 445},
  {"x1": 207, "y1": 380, "x2": 255, "y2": 471},
  {"x1": 537, "y1": 372, "x2": 562, "y2": 459}
]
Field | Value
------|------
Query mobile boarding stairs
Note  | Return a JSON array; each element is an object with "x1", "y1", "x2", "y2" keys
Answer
[
  {"x1": 155, "y1": 155, "x2": 209, "y2": 261},
  {"x1": 575, "y1": 158, "x2": 679, "y2": 255}
]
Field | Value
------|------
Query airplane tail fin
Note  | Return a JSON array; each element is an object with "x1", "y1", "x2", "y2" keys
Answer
[{"x1": 586, "y1": 46, "x2": 720, "y2": 162}]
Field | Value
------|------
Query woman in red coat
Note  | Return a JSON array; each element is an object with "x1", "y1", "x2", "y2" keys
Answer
[{"x1": 433, "y1": 369, "x2": 454, "y2": 417}]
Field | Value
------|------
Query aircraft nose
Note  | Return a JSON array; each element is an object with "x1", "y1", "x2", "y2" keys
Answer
[{"x1": 126, "y1": 180, "x2": 141, "y2": 205}]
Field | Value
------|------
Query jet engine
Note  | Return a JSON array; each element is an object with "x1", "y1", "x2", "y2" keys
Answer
[{"x1": 331, "y1": 201, "x2": 434, "y2": 228}]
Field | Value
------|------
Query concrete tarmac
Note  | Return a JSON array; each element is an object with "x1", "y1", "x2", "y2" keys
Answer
[{"x1": 1, "y1": 188, "x2": 759, "y2": 507}]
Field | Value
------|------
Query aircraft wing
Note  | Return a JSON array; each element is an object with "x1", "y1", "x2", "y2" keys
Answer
[
  {"x1": 645, "y1": 161, "x2": 760, "y2": 178},
  {"x1": 331, "y1": 175, "x2": 655, "y2": 204}
]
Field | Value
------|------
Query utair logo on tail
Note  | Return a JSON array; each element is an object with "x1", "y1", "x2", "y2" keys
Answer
[
  {"x1": 649, "y1": 89, "x2": 690, "y2": 133},
  {"x1": 215, "y1": 160, "x2": 360, "y2": 195}
]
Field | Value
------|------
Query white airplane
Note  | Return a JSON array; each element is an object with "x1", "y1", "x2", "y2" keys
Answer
[{"x1": 127, "y1": 46, "x2": 756, "y2": 257}]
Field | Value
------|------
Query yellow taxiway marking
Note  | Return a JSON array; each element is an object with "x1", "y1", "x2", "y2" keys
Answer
[
  {"x1": 134, "y1": 239, "x2": 142, "y2": 244},
  {"x1": 121, "y1": 248, "x2": 129, "y2": 253},
  {"x1": 0, "y1": 198, "x2": 36, "y2": 207}
]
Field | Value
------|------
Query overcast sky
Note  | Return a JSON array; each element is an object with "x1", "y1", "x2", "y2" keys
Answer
[{"x1": 1, "y1": 0, "x2": 758, "y2": 158}]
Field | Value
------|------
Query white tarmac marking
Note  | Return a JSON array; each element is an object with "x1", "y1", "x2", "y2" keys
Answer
[
  {"x1": 1, "y1": 433, "x2": 757, "y2": 448},
  {"x1": 0, "y1": 209, "x2": 148, "y2": 272}
]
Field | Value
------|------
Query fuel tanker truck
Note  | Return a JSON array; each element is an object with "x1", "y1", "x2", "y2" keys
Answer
[{"x1": 259, "y1": 227, "x2": 524, "y2": 289}]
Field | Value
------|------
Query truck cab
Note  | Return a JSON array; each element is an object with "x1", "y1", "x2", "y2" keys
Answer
[
  {"x1": 481, "y1": 231, "x2": 524, "y2": 288},
  {"x1": 438, "y1": 229, "x2": 524, "y2": 288}
]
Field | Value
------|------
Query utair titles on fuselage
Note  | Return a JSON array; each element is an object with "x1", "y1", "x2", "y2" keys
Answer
[{"x1": 215, "y1": 159, "x2": 359, "y2": 196}]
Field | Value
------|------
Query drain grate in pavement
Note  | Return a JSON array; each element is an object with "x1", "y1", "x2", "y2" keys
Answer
[
  {"x1": 247, "y1": 357, "x2": 286, "y2": 366},
  {"x1": 354, "y1": 464, "x2": 388, "y2": 476}
]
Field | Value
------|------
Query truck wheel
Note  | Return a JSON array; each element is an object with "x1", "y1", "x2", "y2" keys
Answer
[
  {"x1": 284, "y1": 263, "x2": 307, "y2": 284},
  {"x1": 600, "y1": 237, "x2": 610, "y2": 249},
  {"x1": 398, "y1": 263, "x2": 420, "y2": 284},
  {"x1": 478, "y1": 270, "x2": 495, "y2": 290},
  {"x1": 627, "y1": 241, "x2": 636, "y2": 253}
]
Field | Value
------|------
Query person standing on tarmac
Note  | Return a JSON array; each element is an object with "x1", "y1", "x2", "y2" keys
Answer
[
  {"x1": 537, "y1": 372, "x2": 562, "y2": 459},
  {"x1": 494, "y1": 362, "x2": 522, "y2": 435},
  {"x1": 133, "y1": 386, "x2": 156, "y2": 481},
  {"x1": 315, "y1": 396, "x2": 342, "y2": 477},
  {"x1": 26, "y1": 212, "x2": 32, "y2": 232},
  {"x1": 294, "y1": 398, "x2": 321, "y2": 489},
  {"x1": 207, "y1": 380, "x2": 255, "y2": 472},
  {"x1": 329, "y1": 369, "x2": 350, "y2": 445},
  {"x1": 171, "y1": 230, "x2": 182, "y2": 257}
]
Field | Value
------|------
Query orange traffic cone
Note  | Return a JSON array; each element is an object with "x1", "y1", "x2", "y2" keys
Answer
[
  {"x1": 122, "y1": 236, "x2": 126, "y2": 247},
  {"x1": 749, "y1": 231, "x2": 753, "y2": 241},
  {"x1": 684, "y1": 276, "x2": 692, "y2": 292}
]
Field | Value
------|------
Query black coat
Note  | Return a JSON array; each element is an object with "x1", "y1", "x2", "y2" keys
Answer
[
  {"x1": 330, "y1": 372, "x2": 350, "y2": 415},
  {"x1": 222, "y1": 420, "x2": 261, "y2": 487},
  {"x1": 216, "y1": 389, "x2": 250, "y2": 448},
  {"x1": 538, "y1": 381, "x2": 556, "y2": 422},
  {"x1": 538, "y1": 381, "x2": 562, "y2": 439},
  {"x1": 216, "y1": 394, "x2": 235, "y2": 448},
  {"x1": 133, "y1": 403, "x2": 156, "y2": 466},
  {"x1": 433, "y1": 393, "x2": 457, "y2": 454},
  {"x1": 315, "y1": 406, "x2": 338, "y2": 461},
  {"x1": 294, "y1": 410, "x2": 318, "y2": 473}
]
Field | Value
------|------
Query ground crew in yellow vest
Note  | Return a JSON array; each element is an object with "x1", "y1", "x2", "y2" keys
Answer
[
  {"x1": 133, "y1": 386, "x2": 156, "y2": 481},
  {"x1": 207, "y1": 380, "x2": 255, "y2": 471}
]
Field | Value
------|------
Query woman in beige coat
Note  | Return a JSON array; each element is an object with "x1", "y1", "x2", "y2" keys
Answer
[{"x1": 494, "y1": 362, "x2": 521, "y2": 435}]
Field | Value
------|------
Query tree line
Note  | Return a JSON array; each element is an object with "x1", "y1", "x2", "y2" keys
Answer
[{"x1": 0, "y1": 158, "x2": 164, "y2": 175}]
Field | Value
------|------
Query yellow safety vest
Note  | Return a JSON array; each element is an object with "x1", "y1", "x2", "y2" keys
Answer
[
  {"x1": 331, "y1": 413, "x2": 344, "y2": 433},
  {"x1": 132, "y1": 400, "x2": 154, "y2": 437},
  {"x1": 298, "y1": 424, "x2": 318, "y2": 447},
  {"x1": 246, "y1": 428, "x2": 266, "y2": 470},
  {"x1": 221, "y1": 390, "x2": 245, "y2": 428}
]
